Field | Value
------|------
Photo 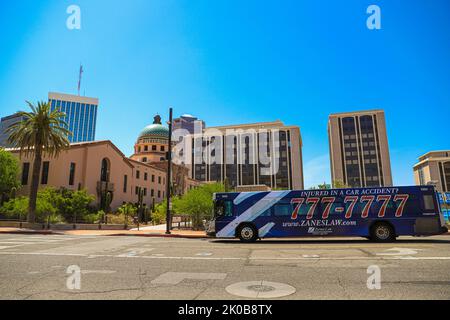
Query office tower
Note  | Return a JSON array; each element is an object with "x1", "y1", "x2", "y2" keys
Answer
[
  {"x1": 173, "y1": 114, "x2": 205, "y2": 134},
  {"x1": 413, "y1": 151, "x2": 450, "y2": 193},
  {"x1": 48, "y1": 92, "x2": 99, "y2": 143},
  {"x1": 184, "y1": 120, "x2": 304, "y2": 190},
  {"x1": 0, "y1": 113, "x2": 26, "y2": 148},
  {"x1": 328, "y1": 109, "x2": 393, "y2": 188}
]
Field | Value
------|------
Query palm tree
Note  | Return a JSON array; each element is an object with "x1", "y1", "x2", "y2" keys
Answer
[{"x1": 7, "y1": 101, "x2": 71, "y2": 222}]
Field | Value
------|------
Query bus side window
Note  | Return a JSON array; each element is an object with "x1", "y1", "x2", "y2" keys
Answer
[
  {"x1": 423, "y1": 194, "x2": 436, "y2": 211},
  {"x1": 273, "y1": 204, "x2": 292, "y2": 216},
  {"x1": 224, "y1": 201, "x2": 233, "y2": 217},
  {"x1": 258, "y1": 200, "x2": 274, "y2": 217}
]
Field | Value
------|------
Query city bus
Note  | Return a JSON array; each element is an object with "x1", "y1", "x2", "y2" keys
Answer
[{"x1": 207, "y1": 185, "x2": 448, "y2": 242}]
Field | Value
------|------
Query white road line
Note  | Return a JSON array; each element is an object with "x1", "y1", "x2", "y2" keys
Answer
[
  {"x1": 1, "y1": 251, "x2": 450, "y2": 261},
  {"x1": 196, "y1": 252, "x2": 213, "y2": 256},
  {"x1": 81, "y1": 270, "x2": 116, "y2": 274},
  {"x1": 0, "y1": 242, "x2": 48, "y2": 245},
  {"x1": 117, "y1": 248, "x2": 154, "y2": 257},
  {"x1": 0, "y1": 245, "x2": 22, "y2": 250}
]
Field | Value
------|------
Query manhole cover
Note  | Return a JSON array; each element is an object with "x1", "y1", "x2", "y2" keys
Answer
[
  {"x1": 226, "y1": 281, "x2": 296, "y2": 298},
  {"x1": 247, "y1": 285, "x2": 275, "y2": 292}
]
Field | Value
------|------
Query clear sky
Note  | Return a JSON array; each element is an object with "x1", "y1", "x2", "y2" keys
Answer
[{"x1": 1, "y1": 0, "x2": 449, "y2": 188}]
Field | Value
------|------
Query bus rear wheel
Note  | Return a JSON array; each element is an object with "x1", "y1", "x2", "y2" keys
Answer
[
  {"x1": 370, "y1": 222, "x2": 396, "y2": 242},
  {"x1": 237, "y1": 224, "x2": 258, "y2": 243}
]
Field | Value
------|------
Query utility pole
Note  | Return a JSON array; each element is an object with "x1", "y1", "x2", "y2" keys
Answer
[
  {"x1": 77, "y1": 65, "x2": 83, "y2": 96},
  {"x1": 165, "y1": 107, "x2": 173, "y2": 235}
]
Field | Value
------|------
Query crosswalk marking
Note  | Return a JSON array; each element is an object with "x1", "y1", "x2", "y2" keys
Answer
[{"x1": 0, "y1": 236, "x2": 82, "y2": 250}]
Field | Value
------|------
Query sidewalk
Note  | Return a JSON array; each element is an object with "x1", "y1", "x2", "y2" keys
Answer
[{"x1": 0, "y1": 227, "x2": 208, "y2": 239}]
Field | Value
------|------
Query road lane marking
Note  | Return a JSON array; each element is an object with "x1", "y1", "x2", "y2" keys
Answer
[
  {"x1": 376, "y1": 248, "x2": 420, "y2": 256},
  {"x1": 0, "y1": 245, "x2": 22, "y2": 250},
  {"x1": 196, "y1": 252, "x2": 213, "y2": 256},
  {"x1": 151, "y1": 272, "x2": 227, "y2": 285},
  {"x1": 302, "y1": 254, "x2": 320, "y2": 258},
  {"x1": 81, "y1": 270, "x2": 116, "y2": 274},
  {"x1": 2, "y1": 251, "x2": 450, "y2": 261},
  {"x1": 117, "y1": 248, "x2": 154, "y2": 257}
]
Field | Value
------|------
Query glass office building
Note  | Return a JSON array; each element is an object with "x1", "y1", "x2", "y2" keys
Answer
[
  {"x1": 0, "y1": 113, "x2": 26, "y2": 147},
  {"x1": 48, "y1": 92, "x2": 99, "y2": 143}
]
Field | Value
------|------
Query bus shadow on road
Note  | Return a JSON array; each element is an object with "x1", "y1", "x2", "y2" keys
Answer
[{"x1": 210, "y1": 237, "x2": 450, "y2": 245}]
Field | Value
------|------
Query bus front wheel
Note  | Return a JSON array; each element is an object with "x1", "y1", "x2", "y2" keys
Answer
[
  {"x1": 237, "y1": 224, "x2": 258, "y2": 243},
  {"x1": 370, "y1": 222, "x2": 396, "y2": 242}
]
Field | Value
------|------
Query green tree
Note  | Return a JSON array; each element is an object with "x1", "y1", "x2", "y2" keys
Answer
[
  {"x1": 333, "y1": 180, "x2": 349, "y2": 189},
  {"x1": 177, "y1": 182, "x2": 225, "y2": 230},
  {"x1": 6, "y1": 102, "x2": 71, "y2": 222},
  {"x1": 0, "y1": 148, "x2": 21, "y2": 205}
]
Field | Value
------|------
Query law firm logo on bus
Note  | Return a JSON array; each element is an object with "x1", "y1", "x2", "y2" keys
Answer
[{"x1": 308, "y1": 227, "x2": 333, "y2": 235}]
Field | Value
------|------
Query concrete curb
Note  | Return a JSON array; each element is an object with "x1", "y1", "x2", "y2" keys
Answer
[
  {"x1": 0, "y1": 229, "x2": 64, "y2": 235},
  {"x1": 105, "y1": 233, "x2": 209, "y2": 239}
]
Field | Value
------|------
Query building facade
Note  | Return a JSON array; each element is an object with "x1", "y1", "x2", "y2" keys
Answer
[
  {"x1": 48, "y1": 92, "x2": 99, "y2": 143},
  {"x1": 328, "y1": 109, "x2": 393, "y2": 188},
  {"x1": 173, "y1": 114, "x2": 205, "y2": 135},
  {"x1": 130, "y1": 115, "x2": 201, "y2": 196},
  {"x1": 413, "y1": 151, "x2": 450, "y2": 193},
  {"x1": 180, "y1": 120, "x2": 304, "y2": 190},
  {"x1": 0, "y1": 113, "x2": 26, "y2": 148},
  {"x1": 9, "y1": 139, "x2": 199, "y2": 211},
  {"x1": 130, "y1": 115, "x2": 169, "y2": 163}
]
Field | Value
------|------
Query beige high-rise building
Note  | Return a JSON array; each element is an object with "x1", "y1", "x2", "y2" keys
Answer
[
  {"x1": 182, "y1": 120, "x2": 304, "y2": 190},
  {"x1": 328, "y1": 109, "x2": 393, "y2": 188},
  {"x1": 413, "y1": 151, "x2": 450, "y2": 193}
]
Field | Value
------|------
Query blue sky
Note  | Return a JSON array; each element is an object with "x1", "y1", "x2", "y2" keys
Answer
[{"x1": 0, "y1": 0, "x2": 449, "y2": 188}]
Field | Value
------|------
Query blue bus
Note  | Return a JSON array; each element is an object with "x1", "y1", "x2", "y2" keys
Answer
[{"x1": 207, "y1": 185, "x2": 448, "y2": 242}]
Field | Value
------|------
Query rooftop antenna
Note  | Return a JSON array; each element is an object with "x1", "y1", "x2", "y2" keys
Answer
[{"x1": 77, "y1": 64, "x2": 83, "y2": 96}]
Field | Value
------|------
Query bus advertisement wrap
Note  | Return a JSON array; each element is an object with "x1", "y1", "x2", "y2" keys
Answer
[{"x1": 209, "y1": 186, "x2": 448, "y2": 242}]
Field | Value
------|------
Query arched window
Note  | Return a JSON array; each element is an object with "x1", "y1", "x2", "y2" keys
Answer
[
  {"x1": 142, "y1": 157, "x2": 148, "y2": 163},
  {"x1": 100, "y1": 158, "x2": 110, "y2": 182}
]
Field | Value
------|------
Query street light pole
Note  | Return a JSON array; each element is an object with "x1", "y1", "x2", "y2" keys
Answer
[{"x1": 165, "y1": 107, "x2": 173, "y2": 235}]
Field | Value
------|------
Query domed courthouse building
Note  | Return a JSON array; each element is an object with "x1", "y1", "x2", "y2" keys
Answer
[
  {"x1": 8, "y1": 115, "x2": 200, "y2": 212},
  {"x1": 131, "y1": 115, "x2": 170, "y2": 163}
]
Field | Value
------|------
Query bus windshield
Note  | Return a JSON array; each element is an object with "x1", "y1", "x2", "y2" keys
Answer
[{"x1": 214, "y1": 200, "x2": 233, "y2": 218}]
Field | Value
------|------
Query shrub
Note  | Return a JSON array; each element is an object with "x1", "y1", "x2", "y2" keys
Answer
[
  {"x1": 0, "y1": 148, "x2": 21, "y2": 205},
  {"x1": 152, "y1": 202, "x2": 167, "y2": 225},
  {"x1": 0, "y1": 194, "x2": 58, "y2": 223},
  {"x1": 83, "y1": 212, "x2": 102, "y2": 224},
  {"x1": 0, "y1": 187, "x2": 96, "y2": 223}
]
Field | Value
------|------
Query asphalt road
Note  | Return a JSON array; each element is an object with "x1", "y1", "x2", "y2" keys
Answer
[{"x1": 0, "y1": 233, "x2": 449, "y2": 300}]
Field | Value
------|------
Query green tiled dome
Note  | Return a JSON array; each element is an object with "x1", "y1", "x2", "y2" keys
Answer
[
  {"x1": 138, "y1": 115, "x2": 169, "y2": 139},
  {"x1": 138, "y1": 124, "x2": 169, "y2": 138}
]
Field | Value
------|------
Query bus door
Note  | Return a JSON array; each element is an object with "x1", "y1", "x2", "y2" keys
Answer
[
  {"x1": 414, "y1": 189, "x2": 445, "y2": 234},
  {"x1": 213, "y1": 199, "x2": 235, "y2": 237}
]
